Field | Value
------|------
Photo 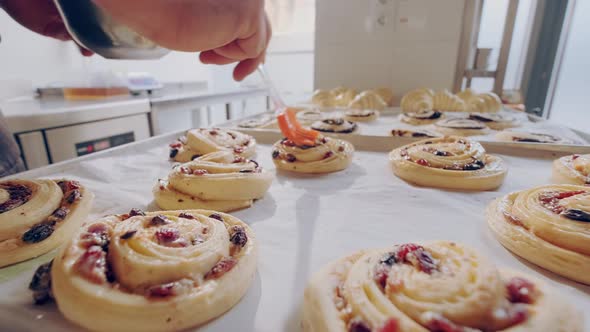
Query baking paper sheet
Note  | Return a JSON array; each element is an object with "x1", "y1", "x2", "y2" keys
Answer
[{"x1": 1, "y1": 131, "x2": 589, "y2": 331}]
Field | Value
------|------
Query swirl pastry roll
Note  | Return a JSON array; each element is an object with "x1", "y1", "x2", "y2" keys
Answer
[
  {"x1": 432, "y1": 90, "x2": 466, "y2": 112},
  {"x1": 349, "y1": 91, "x2": 387, "y2": 111},
  {"x1": 334, "y1": 88, "x2": 358, "y2": 107},
  {"x1": 344, "y1": 109, "x2": 379, "y2": 122},
  {"x1": 399, "y1": 110, "x2": 443, "y2": 126},
  {"x1": 312, "y1": 89, "x2": 336, "y2": 108},
  {"x1": 433, "y1": 118, "x2": 490, "y2": 136},
  {"x1": 456, "y1": 88, "x2": 476, "y2": 101},
  {"x1": 390, "y1": 129, "x2": 441, "y2": 138},
  {"x1": 297, "y1": 109, "x2": 325, "y2": 125},
  {"x1": 553, "y1": 154, "x2": 590, "y2": 185},
  {"x1": 389, "y1": 136, "x2": 507, "y2": 190},
  {"x1": 0, "y1": 179, "x2": 93, "y2": 267},
  {"x1": 272, "y1": 137, "x2": 354, "y2": 174},
  {"x1": 311, "y1": 118, "x2": 358, "y2": 134},
  {"x1": 238, "y1": 114, "x2": 274, "y2": 129},
  {"x1": 400, "y1": 88, "x2": 434, "y2": 113},
  {"x1": 155, "y1": 152, "x2": 273, "y2": 212},
  {"x1": 169, "y1": 128, "x2": 256, "y2": 162},
  {"x1": 47, "y1": 209, "x2": 257, "y2": 332},
  {"x1": 468, "y1": 112, "x2": 519, "y2": 130},
  {"x1": 370, "y1": 87, "x2": 394, "y2": 106},
  {"x1": 487, "y1": 185, "x2": 590, "y2": 284},
  {"x1": 302, "y1": 241, "x2": 581, "y2": 332},
  {"x1": 495, "y1": 131, "x2": 573, "y2": 144}
]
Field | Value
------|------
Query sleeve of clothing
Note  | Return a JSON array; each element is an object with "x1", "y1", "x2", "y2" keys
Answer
[{"x1": 0, "y1": 110, "x2": 26, "y2": 177}]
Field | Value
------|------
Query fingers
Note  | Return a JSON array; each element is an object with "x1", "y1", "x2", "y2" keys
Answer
[
  {"x1": 233, "y1": 53, "x2": 264, "y2": 82},
  {"x1": 213, "y1": 13, "x2": 268, "y2": 61},
  {"x1": 199, "y1": 51, "x2": 235, "y2": 65}
]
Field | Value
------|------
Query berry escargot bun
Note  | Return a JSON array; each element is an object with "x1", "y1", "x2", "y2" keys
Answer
[
  {"x1": 487, "y1": 185, "x2": 590, "y2": 284},
  {"x1": 154, "y1": 151, "x2": 273, "y2": 212},
  {"x1": 168, "y1": 128, "x2": 256, "y2": 162},
  {"x1": 389, "y1": 136, "x2": 507, "y2": 191},
  {"x1": 311, "y1": 118, "x2": 358, "y2": 134},
  {"x1": 495, "y1": 131, "x2": 574, "y2": 144},
  {"x1": 399, "y1": 109, "x2": 444, "y2": 126},
  {"x1": 468, "y1": 112, "x2": 520, "y2": 130},
  {"x1": 432, "y1": 118, "x2": 490, "y2": 136},
  {"x1": 0, "y1": 179, "x2": 93, "y2": 267},
  {"x1": 35, "y1": 209, "x2": 257, "y2": 332},
  {"x1": 390, "y1": 129, "x2": 441, "y2": 138},
  {"x1": 272, "y1": 136, "x2": 354, "y2": 174},
  {"x1": 302, "y1": 241, "x2": 582, "y2": 332},
  {"x1": 552, "y1": 154, "x2": 590, "y2": 185},
  {"x1": 344, "y1": 109, "x2": 379, "y2": 122}
]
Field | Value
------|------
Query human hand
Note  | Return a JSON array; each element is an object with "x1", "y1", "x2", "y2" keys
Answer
[
  {"x1": 92, "y1": 0, "x2": 272, "y2": 81},
  {"x1": 1, "y1": 0, "x2": 93, "y2": 56}
]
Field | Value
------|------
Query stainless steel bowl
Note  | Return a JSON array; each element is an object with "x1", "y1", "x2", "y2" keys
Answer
[{"x1": 53, "y1": 0, "x2": 170, "y2": 59}]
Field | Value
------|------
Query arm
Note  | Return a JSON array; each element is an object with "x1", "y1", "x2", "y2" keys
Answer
[{"x1": 93, "y1": 0, "x2": 272, "y2": 81}]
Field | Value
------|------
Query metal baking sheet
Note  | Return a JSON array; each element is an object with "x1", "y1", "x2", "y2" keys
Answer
[{"x1": 1, "y1": 130, "x2": 589, "y2": 331}]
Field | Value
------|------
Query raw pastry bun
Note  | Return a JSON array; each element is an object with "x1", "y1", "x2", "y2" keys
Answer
[
  {"x1": 399, "y1": 110, "x2": 443, "y2": 126},
  {"x1": 432, "y1": 118, "x2": 490, "y2": 136},
  {"x1": 311, "y1": 118, "x2": 358, "y2": 134},
  {"x1": 311, "y1": 89, "x2": 335, "y2": 108},
  {"x1": 370, "y1": 87, "x2": 394, "y2": 106},
  {"x1": 169, "y1": 128, "x2": 256, "y2": 162},
  {"x1": 390, "y1": 128, "x2": 441, "y2": 138},
  {"x1": 344, "y1": 109, "x2": 379, "y2": 122},
  {"x1": 495, "y1": 131, "x2": 573, "y2": 144},
  {"x1": 487, "y1": 184, "x2": 590, "y2": 284},
  {"x1": 333, "y1": 88, "x2": 358, "y2": 107},
  {"x1": 272, "y1": 137, "x2": 354, "y2": 174},
  {"x1": 302, "y1": 241, "x2": 581, "y2": 332},
  {"x1": 433, "y1": 90, "x2": 467, "y2": 112},
  {"x1": 154, "y1": 151, "x2": 273, "y2": 212},
  {"x1": 389, "y1": 136, "x2": 507, "y2": 191},
  {"x1": 348, "y1": 90, "x2": 387, "y2": 111},
  {"x1": 51, "y1": 209, "x2": 257, "y2": 332},
  {"x1": 0, "y1": 179, "x2": 93, "y2": 267},
  {"x1": 468, "y1": 112, "x2": 520, "y2": 130},
  {"x1": 459, "y1": 88, "x2": 503, "y2": 113},
  {"x1": 552, "y1": 154, "x2": 590, "y2": 185}
]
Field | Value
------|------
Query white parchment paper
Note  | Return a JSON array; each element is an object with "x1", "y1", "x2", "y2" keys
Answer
[{"x1": 0, "y1": 131, "x2": 588, "y2": 331}]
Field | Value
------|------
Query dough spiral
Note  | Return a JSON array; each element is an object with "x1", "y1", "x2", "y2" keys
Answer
[
  {"x1": 390, "y1": 129, "x2": 440, "y2": 138},
  {"x1": 0, "y1": 179, "x2": 93, "y2": 267},
  {"x1": 154, "y1": 151, "x2": 273, "y2": 212},
  {"x1": 169, "y1": 128, "x2": 256, "y2": 162},
  {"x1": 311, "y1": 118, "x2": 358, "y2": 134},
  {"x1": 400, "y1": 88, "x2": 434, "y2": 113},
  {"x1": 552, "y1": 154, "x2": 590, "y2": 185},
  {"x1": 48, "y1": 209, "x2": 257, "y2": 332},
  {"x1": 399, "y1": 110, "x2": 443, "y2": 126},
  {"x1": 344, "y1": 109, "x2": 379, "y2": 122},
  {"x1": 312, "y1": 89, "x2": 336, "y2": 108},
  {"x1": 389, "y1": 136, "x2": 507, "y2": 190},
  {"x1": 272, "y1": 137, "x2": 354, "y2": 174},
  {"x1": 348, "y1": 91, "x2": 387, "y2": 111},
  {"x1": 495, "y1": 131, "x2": 573, "y2": 144},
  {"x1": 487, "y1": 184, "x2": 590, "y2": 284},
  {"x1": 433, "y1": 118, "x2": 490, "y2": 136},
  {"x1": 302, "y1": 241, "x2": 581, "y2": 332},
  {"x1": 468, "y1": 112, "x2": 519, "y2": 130}
]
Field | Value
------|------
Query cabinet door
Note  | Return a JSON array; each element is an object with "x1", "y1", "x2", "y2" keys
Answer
[
  {"x1": 17, "y1": 131, "x2": 49, "y2": 169},
  {"x1": 45, "y1": 114, "x2": 150, "y2": 163}
]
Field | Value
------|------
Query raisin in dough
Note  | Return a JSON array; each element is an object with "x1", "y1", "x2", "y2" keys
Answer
[
  {"x1": 552, "y1": 154, "x2": 590, "y2": 185},
  {"x1": 389, "y1": 136, "x2": 507, "y2": 191},
  {"x1": 169, "y1": 128, "x2": 256, "y2": 162},
  {"x1": 155, "y1": 151, "x2": 273, "y2": 212},
  {"x1": 49, "y1": 209, "x2": 257, "y2": 332},
  {"x1": 302, "y1": 241, "x2": 581, "y2": 332},
  {"x1": 272, "y1": 137, "x2": 354, "y2": 174},
  {"x1": 0, "y1": 179, "x2": 93, "y2": 267},
  {"x1": 487, "y1": 185, "x2": 590, "y2": 284}
]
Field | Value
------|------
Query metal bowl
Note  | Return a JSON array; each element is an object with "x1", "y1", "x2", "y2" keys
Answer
[{"x1": 53, "y1": 0, "x2": 170, "y2": 59}]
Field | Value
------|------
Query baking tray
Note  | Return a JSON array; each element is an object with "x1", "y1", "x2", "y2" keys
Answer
[
  {"x1": 1, "y1": 129, "x2": 589, "y2": 331},
  {"x1": 223, "y1": 107, "x2": 590, "y2": 150}
]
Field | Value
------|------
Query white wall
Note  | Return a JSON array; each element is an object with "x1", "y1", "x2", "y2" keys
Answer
[
  {"x1": 0, "y1": 11, "x2": 209, "y2": 92},
  {"x1": 549, "y1": 1, "x2": 590, "y2": 132}
]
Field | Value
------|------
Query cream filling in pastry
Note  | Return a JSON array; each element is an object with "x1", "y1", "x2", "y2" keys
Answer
[
  {"x1": 0, "y1": 179, "x2": 93, "y2": 267},
  {"x1": 389, "y1": 136, "x2": 507, "y2": 191},
  {"x1": 272, "y1": 137, "x2": 354, "y2": 174},
  {"x1": 552, "y1": 154, "x2": 590, "y2": 185},
  {"x1": 487, "y1": 185, "x2": 590, "y2": 284},
  {"x1": 155, "y1": 151, "x2": 273, "y2": 212},
  {"x1": 302, "y1": 241, "x2": 581, "y2": 332},
  {"x1": 169, "y1": 128, "x2": 256, "y2": 162},
  {"x1": 44, "y1": 209, "x2": 257, "y2": 332}
]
